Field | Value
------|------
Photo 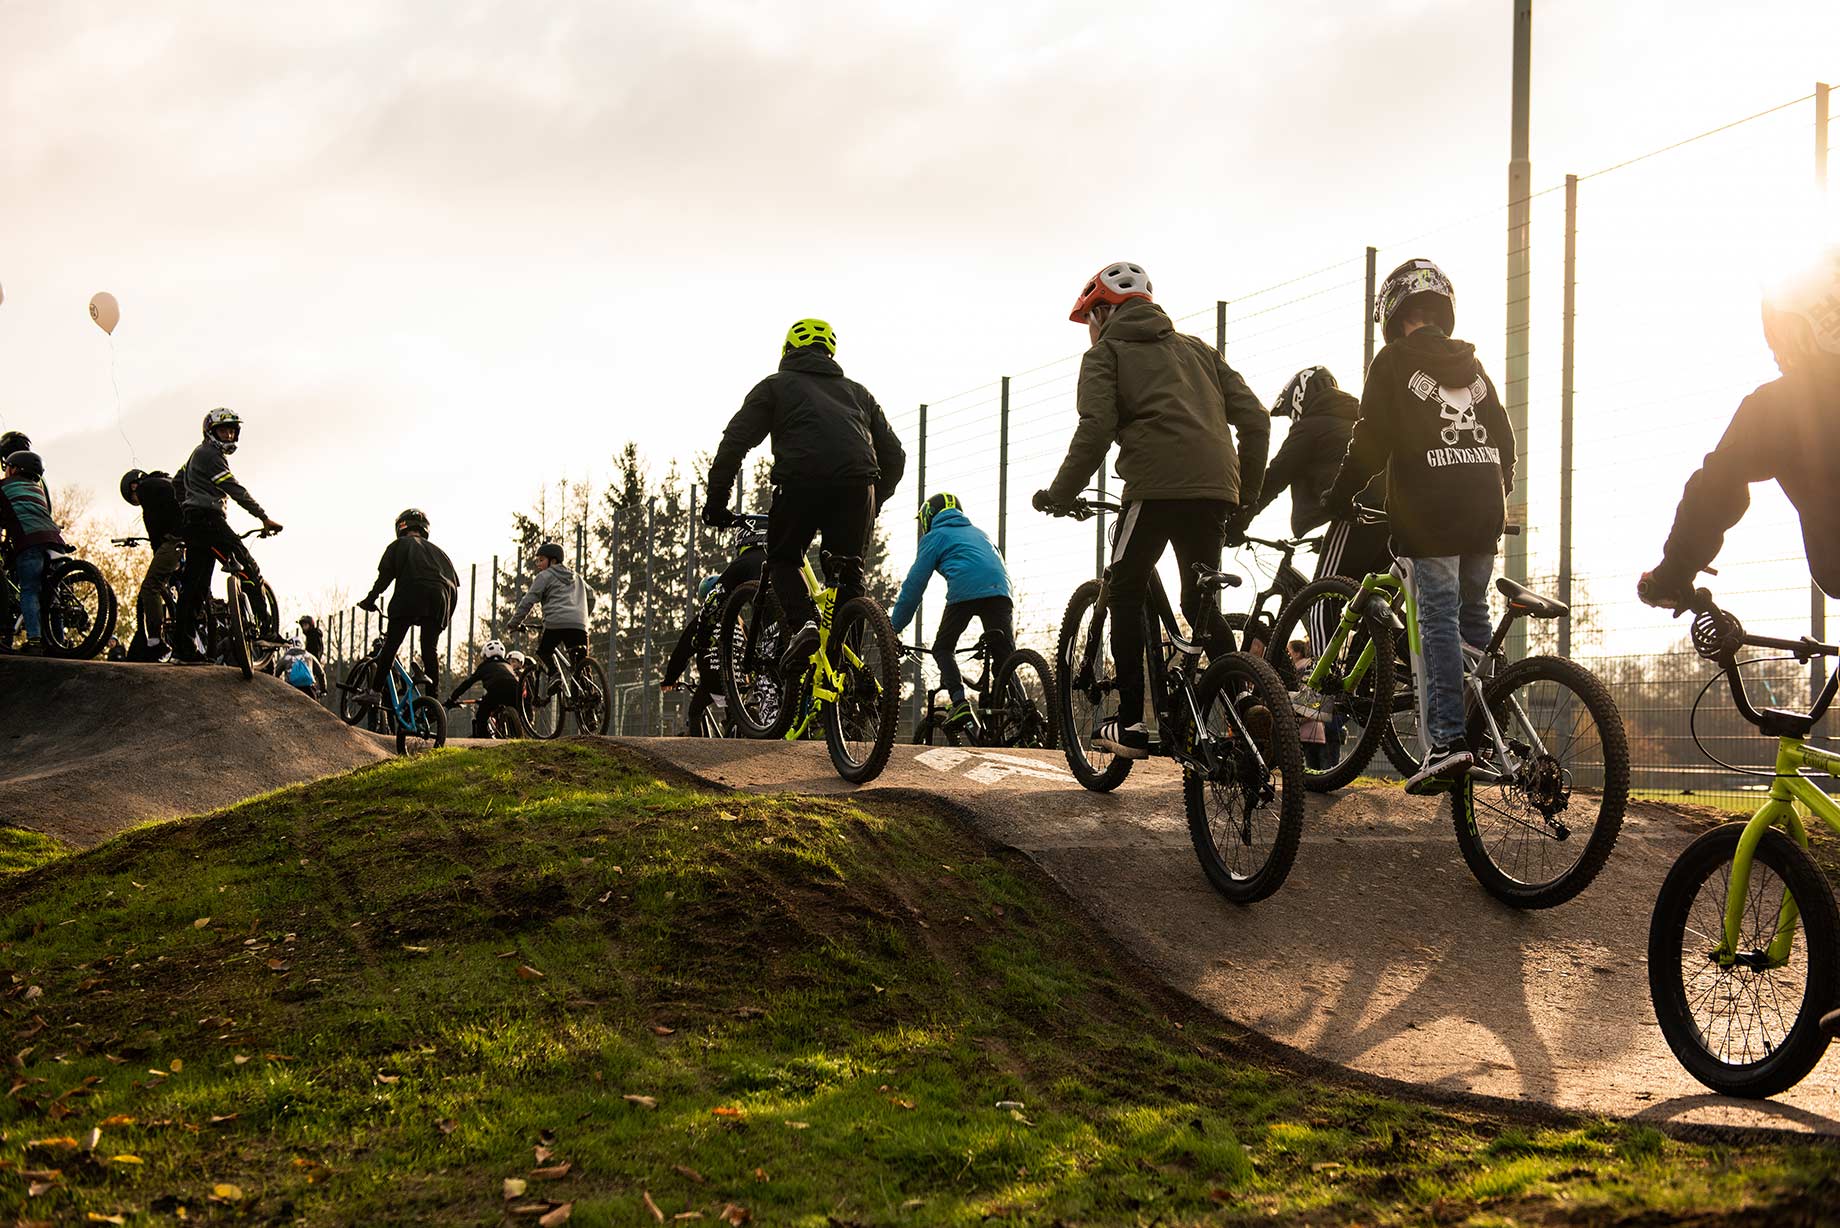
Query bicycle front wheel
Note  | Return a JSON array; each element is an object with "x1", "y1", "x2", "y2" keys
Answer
[
  {"x1": 718, "y1": 580, "x2": 794, "y2": 740},
  {"x1": 338, "y1": 659, "x2": 378, "y2": 728},
  {"x1": 224, "y1": 576, "x2": 254, "y2": 680},
  {"x1": 523, "y1": 669, "x2": 564, "y2": 740},
  {"x1": 1056, "y1": 579, "x2": 1132, "y2": 792},
  {"x1": 1185, "y1": 652, "x2": 1307, "y2": 904},
  {"x1": 1453, "y1": 653, "x2": 1628, "y2": 908},
  {"x1": 41, "y1": 557, "x2": 116, "y2": 660},
  {"x1": 823, "y1": 597, "x2": 899, "y2": 784},
  {"x1": 397, "y1": 694, "x2": 448, "y2": 754},
  {"x1": 990, "y1": 648, "x2": 1058, "y2": 749},
  {"x1": 1649, "y1": 823, "x2": 1839, "y2": 1098},
  {"x1": 1268, "y1": 576, "x2": 1395, "y2": 793},
  {"x1": 573, "y1": 657, "x2": 610, "y2": 734},
  {"x1": 1379, "y1": 648, "x2": 1423, "y2": 777}
]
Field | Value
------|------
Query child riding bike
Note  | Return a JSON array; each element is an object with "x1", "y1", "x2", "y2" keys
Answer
[
  {"x1": 702, "y1": 318, "x2": 905, "y2": 677},
  {"x1": 446, "y1": 639, "x2": 524, "y2": 737},
  {"x1": 662, "y1": 515, "x2": 767, "y2": 731},
  {"x1": 1635, "y1": 244, "x2": 1840, "y2": 1038},
  {"x1": 357, "y1": 508, "x2": 459, "y2": 703},
  {"x1": 890, "y1": 493, "x2": 1013, "y2": 734},
  {"x1": 1034, "y1": 261, "x2": 1269, "y2": 759},
  {"x1": 0, "y1": 450, "x2": 67, "y2": 654},
  {"x1": 173, "y1": 408, "x2": 284, "y2": 662},
  {"x1": 1324, "y1": 258, "x2": 1516, "y2": 795},
  {"x1": 276, "y1": 632, "x2": 327, "y2": 696},
  {"x1": 507, "y1": 541, "x2": 592, "y2": 685}
]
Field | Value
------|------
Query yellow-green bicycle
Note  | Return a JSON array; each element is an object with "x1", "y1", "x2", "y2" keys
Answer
[
  {"x1": 717, "y1": 541, "x2": 900, "y2": 784},
  {"x1": 1641, "y1": 579, "x2": 1840, "y2": 1098}
]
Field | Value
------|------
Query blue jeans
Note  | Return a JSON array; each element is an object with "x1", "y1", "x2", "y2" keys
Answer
[
  {"x1": 13, "y1": 545, "x2": 50, "y2": 643},
  {"x1": 1409, "y1": 553, "x2": 1495, "y2": 746}
]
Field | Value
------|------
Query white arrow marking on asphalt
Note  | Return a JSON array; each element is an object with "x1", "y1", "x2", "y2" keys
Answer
[{"x1": 915, "y1": 746, "x2": 1075, "y2": 786}]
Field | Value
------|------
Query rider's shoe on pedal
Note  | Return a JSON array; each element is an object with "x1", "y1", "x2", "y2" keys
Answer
[
  {"x1": 1094, "y1": 717, "x2": 1151, "y2": 759},
  {"x1": 779, "y1": 620, "x2": 819, "y2": 677},
  {"x1": 1238, "y1": 702, "x2": 1274, "y2": 751},
  {"x1": 944, "y1": 698, "x2": 980, "y2": 733},
  {"x1": 1406, "y1": 738, "x2": 1472, "y2": 795}
]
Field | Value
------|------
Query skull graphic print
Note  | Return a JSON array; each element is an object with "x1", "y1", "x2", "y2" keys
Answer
[{"x1": 1408, "y1": 370, "x2": 1490, "y2": 446}]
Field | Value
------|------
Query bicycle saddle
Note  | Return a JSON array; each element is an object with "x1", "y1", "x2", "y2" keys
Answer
[
  {"x1": 1191, "y1": 562, "x2": 1243, "y2": 593},
  {"x1": 1496, "y1": 577, "x2": 1567, "y2": 620}
]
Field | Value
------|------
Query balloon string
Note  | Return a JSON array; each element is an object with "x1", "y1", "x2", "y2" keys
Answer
[{"x1": 109, "y1": 335, "x2": 138, "y2": 466}]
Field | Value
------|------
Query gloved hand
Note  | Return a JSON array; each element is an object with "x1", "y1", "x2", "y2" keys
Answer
[
  {"x1": 1223, "y1": 508, "x2": 1253, "y2": 547},
  {"x1": 357, "y1": 596, "x2": 379, "y2": 613},
  {"x1": 702, "y1": 500, "x2": 736, "y2": 529},
  {"x1": 443, "y1": 693, "x2": 459, "y2": 708},
  {"x1": 1031, "y1": 489, "x2": 1063, "y2": 515},
  {"x1": 1637, "y1": 566, "x2": 1694, "y2": 611},
  {"x1": 1323, "y1": 494, "x2": 1356, "y2": 525}
]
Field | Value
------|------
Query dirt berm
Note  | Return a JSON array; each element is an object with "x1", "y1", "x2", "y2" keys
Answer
[{"x1": 0, "y1": 657, "x2": 388, "y2": 845}]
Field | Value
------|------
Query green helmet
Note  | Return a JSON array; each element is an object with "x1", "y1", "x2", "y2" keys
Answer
[
  {"x1": 919, "y1": 492, "x2": 961, "y2": 535},
  {"x1": 783, "y1": 318, "x2": 837, "y2": 356}
]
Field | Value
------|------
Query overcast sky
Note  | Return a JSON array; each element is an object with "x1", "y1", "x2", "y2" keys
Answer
[{"x1": 2, "y1": 0, "x2": 1836, "y2": 636}]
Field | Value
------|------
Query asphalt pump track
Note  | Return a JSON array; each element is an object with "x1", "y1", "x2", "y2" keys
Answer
[{"x1": 616, "y1": 736, "x2": 1840, "y2": 1138}]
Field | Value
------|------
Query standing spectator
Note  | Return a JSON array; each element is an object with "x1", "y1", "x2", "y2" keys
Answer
[
  {"x1": 119, "y1": 468, "x2": 184, "y2": 660},
  {"x1": 1286, "y1": 640, "x2": 1332, "y2": 769},
  {"x1": 297, "y1": 615, "x2": 325, "y2": 661}
]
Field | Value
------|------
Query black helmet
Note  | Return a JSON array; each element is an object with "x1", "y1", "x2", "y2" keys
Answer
[
  {"x1": 919, "y1": 492, "x2": 961, "y2": 534},
  {"x1": 5, "y1": 450, "x2": 44, "y2": 477},
  {"x1": 396, "y1": 507, "x2": 429, "y2": 537},
  {"x1": 120, "y1": 468, "x2": 147, "y2": 504},
  {"x1": 1374, "y1": 259, "x2": 1456, "y2": 343},
  {"x1": 536, "y1": 541, "x2": 565, "y2": 563},
  {"x1": 1271, "y1": 367, "x2": 1337, "y2": 418},
  {"x1": 0, "y1": 431, "x2": 29, "y2": 460}
]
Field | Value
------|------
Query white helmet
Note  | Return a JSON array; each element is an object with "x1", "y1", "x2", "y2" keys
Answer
[
  {"x1": 1763, "y1": 245, "x2": 1840, "y2": 365},
  {"x1": 507, "y1": 650, "x2": 526, "y2": 665},
  {"x1": 203, "y1": 407, "x2": 242, "y2": 454},
  {"x1": 288, "y1": 632, "x2": 304, "y2": 650},
  {"x1": 482, "y1": 639, "x2": 507, "y2": 660}
]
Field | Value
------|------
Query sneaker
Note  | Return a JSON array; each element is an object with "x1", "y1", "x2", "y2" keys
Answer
[
  {"x1": 779, "y1": 621, "x2": 819, "y2": 677},
  {"x1": 1240, "y1": 702, "x2": 1274, "y2": 750},
  {"x1": 943, "y1": 699, "x2": 979, "y2": 732},
  {"x1": 1823, "y1": 1006, "x2": 1840, "y2": 1040},
  {"x1": 1093, "y1": 718, "x2": 1151, "y2": 760},
  {"x1": 1405, "y1": 740, "x2": 1473, "y2": 796},
  {"x1": 20, "y1": 639, "x2": 44, "y2": 656}
]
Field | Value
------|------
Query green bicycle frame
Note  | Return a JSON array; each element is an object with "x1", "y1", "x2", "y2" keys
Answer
[
  {"x1": 1302, "y1": 571, "x2": 1403, "y2": 695},
  {"x1": 783, "y1": 556, "x2": 874, "y2": 742},
  {"x1": 1717, "y1": 738, "x2": 1840, "y2": 968}
]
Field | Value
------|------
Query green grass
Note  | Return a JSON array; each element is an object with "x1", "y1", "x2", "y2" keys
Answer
[
  {"x1": 0, "y1": 826, "x2": 68, "y2": 877},
  {"x1": 0, "y1": 742, "x2": 1834, "y2": 1225}
]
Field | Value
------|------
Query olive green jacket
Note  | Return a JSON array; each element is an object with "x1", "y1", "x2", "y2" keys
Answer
[{"x1": 1046, "y1": 300, "x2": 1268, "y2": 507}]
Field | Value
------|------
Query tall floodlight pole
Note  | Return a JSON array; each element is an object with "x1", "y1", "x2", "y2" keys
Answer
[
  {"x1": 1813, "y1": 82, "x2": 1831, "y2": 701},
  {"x1": 1505, "y1": 0, "x2": 1533, "y2": 656}
]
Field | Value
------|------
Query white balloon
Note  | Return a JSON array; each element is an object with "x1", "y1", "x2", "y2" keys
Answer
[{"x1": 89, "y1": 291, "x2": 120, "y2": 335}]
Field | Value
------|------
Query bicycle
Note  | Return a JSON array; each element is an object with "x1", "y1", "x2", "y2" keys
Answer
[
  {"x1": 1224, "y1": 532, "x2": 1318, "y2": 658},
  {"x1": 451, "y1": 696, "x2": 529, "y2": 739},
  {"x1": 904, "y1": 633, "x2": 1058, "y2": 749},
  {"x1": 1047, "y1": 493, "x2": 1306, "y2": 904},
  {"x1": 3, "y1": 551, "x2": 116, "y2": 658},
  {"x1": 512, "y1": 624, "x2": 610, "y2": 739},
  {"x1": 1268, "y1": 507, "x2": 1628, "y2": 908},
  {"x1": 337, "y1": 641, "x2": 446, "y2": 752},
  {"x1": 672, "y1": 514, "x2": 767, "y2": 738},
  {"x1": 116, "y1": 529, "x2": 281, "y2": 677},
  {"x1": 717, "y1": 546, "x2": 899, "y2": 784},
  {"x1": 1639, "y1": 579, "x2": 1840, "y2": 1098}
]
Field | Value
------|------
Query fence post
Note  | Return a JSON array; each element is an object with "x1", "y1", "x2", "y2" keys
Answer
[
  {"x1": 642, "y1": 497, "x2": 656, "y2": 736},
  {"x1": 1558, "y1": 174, "x2": 1578, "y2": 660},
  {"x1": 490, "y1": 555, "x2": 499, "y2": 636},
  {"x1": 1363, "y1": 246, "x2": 1377, "y2": 373},
  {"x1": 911, "y1": 404, "x2": 928, "y2": 734},
  {"x1": 1215, "y1": 301, "x2": 1227, "y2": 356},
  {"x1": 997, "y1": 377, "x2": 1010, "y2": 557},
  {"x1": 1814, "y1": 82, "x2": 1831, "y2": 702},
  {"x1": 466, "y1": 563, "x2": 477, "y2": 675},
  {"x1": 609, "y1": 509, "x2": 621, "y2": 733},
  {"x1": 1504, "y1": 0, "x2": 1533, "y2": 653}
]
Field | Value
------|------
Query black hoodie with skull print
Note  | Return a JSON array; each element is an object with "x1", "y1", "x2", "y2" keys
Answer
[{"x1": 1326, "y1": 327, "x2": 1516, "y2": 558}]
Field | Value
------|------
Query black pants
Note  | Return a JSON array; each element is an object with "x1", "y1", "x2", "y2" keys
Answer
[
  {"x1": 933, "y1": 596, "x2": 1013, "y2": 704},
  {"x1": 475, "y1": 679, "x2": 523, "y2": 736},
  {"x1": 371, "y1": 596, "x2": 447, "y2": 699},
  {"x1": 537, "y1": 627, "x2": 589, "y2": 674},
  {"x1": 1108, "y1": 499, "x2": 1235, "y2": 728},
  {"x1": 174, "y1": 511, "x2": 258, "y2": 651},
  {"x1": 1306, "y1": 517, "x2": 1395, "y2": 657},
  {"x1": 767, "y1": 482, "x2": 874, "y2": 631}
]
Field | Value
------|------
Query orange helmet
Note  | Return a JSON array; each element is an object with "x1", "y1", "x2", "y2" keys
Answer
[{"x1": 1069, "y1": 262, "x2": 1153, "y2": 323}]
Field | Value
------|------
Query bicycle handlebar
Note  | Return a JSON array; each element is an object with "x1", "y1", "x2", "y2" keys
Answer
[
  {"x1": 239, "y1": 527, "x2": 280, "y2": 540},
  {"x1": 1041, "y1": 494, "x2": 1123, "y2": 522},
  {"x1": 1349, "y1": 503, "x2": 1518, "y2": 535},
  {"x1": 1644, "y1": 581, "x2": 1840, "y2": 732},
  {"x1": 111, "y1": 536, "x2": 148, "y2": 547}
]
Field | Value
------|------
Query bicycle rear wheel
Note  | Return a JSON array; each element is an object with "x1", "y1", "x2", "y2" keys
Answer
[
  {"x1": 1453, "y1": 653, "x2": 1628, "y2": 908},
  {"x1": 719, "y1": 580, "x2": 794, "y2": 739},
  {"x1": 523, "y1": 666, "x2": 564, "y2": 740},
  {"x1": 990, "y1": 648, "x2": 1058, "y2": 749},
  {"x1": 1379, "y1": 649, "x2": 1423, "y2": 777},
  {"x1": 41, "y1": 557, "x2": 116, "y2": 660},
  {"x1": 1185, "y1": 652, "x2": 1307, "y2": 904},
  {"x1": 397, "y1": 694, "x2": 448, "y2": 754},
  {"x1": 823, "y1": 597, "x2": 899, "y2": 784},
  {"x1": 573, "y1": 657, "x2": 610, "y2": 734},
  {"x1": 224, "y1": 576, "x2": 254, "y2": 680},
  {"x1": 1056, "y1": 579, "x2": 1132, "y2": 792},
  {"x1": 1649, "y1": 823, "x2": 1839, "y2": 1097},
  {"x1": 1268, "y1": 576, "x2": 1395, "y2": 793},
  {"x1": 338, "y1": 659, "x2": 378, "y2": 728}
]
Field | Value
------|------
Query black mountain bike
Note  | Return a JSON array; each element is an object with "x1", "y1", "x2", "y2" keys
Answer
[
  {"x1": 3, "y1": 552, "x2": 116, "y2": 658},
  {"x1": 1047, "y1": 494, "x2": 1306, "y2": 904},
  {"x1": 1226, "y1": 533, "x2": 1317, "y2": 658},
  {"x1": 905, "y1": 633, "x2": 1058, "y2": 749},
  {"x1": 115, "y1": 530, "x2": 280, "y2": 677}
]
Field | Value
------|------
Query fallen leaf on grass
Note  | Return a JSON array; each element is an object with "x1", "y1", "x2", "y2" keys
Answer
[
  {"x1": 509, "y1": 1204, "x2": 553, "y2": 1217},
  {"x1": 266, "y1": 959, "x2": 291, "y2": 973},
  {"x1": 22, "y1": 986, "x2": 42, "y2": 1001},
  {"x1": 642, "y1": 1190, "x2": 665, "y2": 1223},
  {"x1": 496, "y1": 950, "x2": 518, "y2": 959},
  {"x1": 102, "y1": 1054, "x2": 127, "y2": 1065},
  {"x1": 402, "y1": 945, "x2": 431, "y2": 953},
  {"x1": 622, "y1": 1094, "x2": 657, "y2": 1110},
  {"x1": 533, "y1": 1145, "x2": 554, "y2": 1162},
  {"x1": 437, "y1": 1118, "x2": 459, "y2": 1135},
  {"x1": 211, "y1": 1183, "x2": 245, "y2": 1201},
  {"x1": 673, "y1": 1164, "x2": 705, "y2": 1183},
  {"x1": 718, "y1": 1205, "x2": 751, "y2": 1225},
  {"x1": 711, "y1": 1106, "x2": 744, "y2": 1118},
  {"x1": 530, "y1": 1162, "x2": 571, "y2": 1180},
  {"x1": 503, "y1": 1177, "x2": 529, "y2": 1200},
  {"x1": 753, "y1": 1167, "x2": 768, "y2": 1182},
  {"x1": 1311, "y1": 1161, "x2": 1344, "y2": 1174},
  {"x1": 98, "y1": 1115, "x2": 135, "y2": 1127},
  {"x1": 1008, "y1": 1109, "x2": 1035, "y2": 1126},
  {"x1": 82, "y1": 1127, "x2": 101, "y2": 1151},
  {"x1": 376, "y1": 1073, "x2": 400, "y2": 1085},
  {"x1": 110, "y1": 1155, "x2": 143, "y2": 1165},
  {"x1": 651, "y1": 1025, "x2": 675, "y2": 1036},
  {"x1": 209, "y1": 1113, "x2": 239, "y2": 1125},
  {"x1": 233, "y1": 1054, "x2": 251, "y2": 1065},
  {"x1": 890, "y1": 1098, "x2": 915, "y2": 1110},
  {"x1": 539, "y1": 1205, "x2": 573, "y2": 1227},
  {"x1": 146, "y1": 1069, "x2": 169, "y2": 1079},
  {"x1": 27, "y1": 1179, "x2": 57, "y2": 1196},
  {"x1": 169, "y1": 1058, "x2": 184, "y2": 1073},
  {"x1": 26, "y1": 1137, "x2": 79, "y2": 1151},
  {"x1": 193, "y1": 918, "x2": 211, "y2": 929},
  {"x1": 516, "y1": 965, "x2": 545, "y2": 981},
  {"x1": 783, "y1": 1120, "x2": 809, "y2": 1130},
  {"x1": 265, "y1": 1053, "x2": 296, "y2": 1063},
  {"x1": 85, "y1": 1213, "x2": 126, "y2": 1224}
]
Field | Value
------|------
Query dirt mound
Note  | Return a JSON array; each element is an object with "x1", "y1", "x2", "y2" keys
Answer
[{"x1": 0, "y1": 656, "x2": 389, "y2": 845}]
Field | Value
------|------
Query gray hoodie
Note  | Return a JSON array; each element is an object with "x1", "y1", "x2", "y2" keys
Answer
[
  {"x1": 510, "y1": 562, "x2": 590, "y2": 631},
  {"x1": 182, "y1": 438, "x2": 268, "y2": 519}
]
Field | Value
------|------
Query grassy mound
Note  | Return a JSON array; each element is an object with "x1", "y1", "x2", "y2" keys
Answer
[{"x1": 0, "y1": 742, "x2": 1833, "y2": 1225}]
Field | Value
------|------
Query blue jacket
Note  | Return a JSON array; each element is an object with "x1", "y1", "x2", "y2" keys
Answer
[{"x1": 889, "y1": 508, "x2": 1012, "y2": 633}]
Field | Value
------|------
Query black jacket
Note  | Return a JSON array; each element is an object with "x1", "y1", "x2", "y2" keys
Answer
[
  {"x1": 364, "y1": 534, "x2": 460, "y2": 620},
  {"x1": 136, "y1": 472, "x2": 184, "y2": 549},
  {"x1": 1656, "y1": 360, "x2": 1840, "y2": 597},
  {"x1": 707, "y1": 348, "x2": 906, "y2": 507},
  {"x1": 448, "y1": 657, "x2": 521, "y2": 705},
  {"x1": 1327, "y1": 328, "x2": 1516, "y2": 558},
  {"x1": 1252, "y1": 385, "x2": 1381, "y2": 536}
]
